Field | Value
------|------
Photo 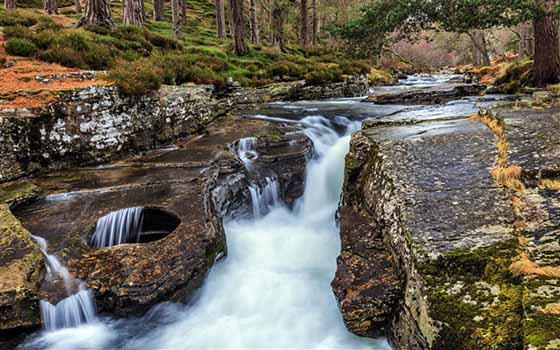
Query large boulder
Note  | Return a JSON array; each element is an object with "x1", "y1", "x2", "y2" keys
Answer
[{"x1": 366, "y1": 84, "x2": 485, "y2": 105}]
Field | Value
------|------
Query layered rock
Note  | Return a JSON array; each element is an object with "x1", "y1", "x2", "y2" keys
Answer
[
  {"x1": 337, "y1": 112, "x2": 523, "y2": 349},
  {"x1": 0, "y1": 76, "x2": 367, "y2": 183},
  {"x1": 3, "y1": 115, "x2": 312, "y2": 336},
  {"x1": 366, "y1": 83, "x2": 485, "y2": 105}
]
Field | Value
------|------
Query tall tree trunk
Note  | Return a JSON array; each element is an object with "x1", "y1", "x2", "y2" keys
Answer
[
  {"x1": 171, "y1": 0, "x2": 180, "y2": 36},
  {"x1": 123, "y1": 0, "x2": 144, "y2": 25},
  {"x1": 271, "y1": 4, "x2": 285, "y2": 52},
  {"x1": 181, "y1": 0, "x2": 187, "y2": 26},
  {"x1": 215, "y1": 0, "x2": 226, "y2": 38},
  {"x1": 249, "y1": 0, "x2": 259, "y2": 44},
  {"x1": 46, "y1": 0, "x2": 58, "y2": 14},
  {"x1": 153, "y1": 0, "x2": 164, "y2": 20},
  {"x1": 5, "y1": 0, "x2": 16, "y2": 10},
  {"x1": 533, "y1": 13, "x2": 560, "y2": 86},
  {"x1": 75, "y1": 0, "x2": 81, "y2": 13},
  {"x1": 300, "y1": 0, "x2": 308, "y2": 46},
  {"x1": 78, "y1": 0, "x2": 113, "y2": 26},
  {"x1": 518, "y1": 22, "x2": 534, "y2": 58},
  {"x1": 467, "y1": 31, "x2": 490, "y2": 66},
  {"x1": 311, "y1": 0, "x2": 318, "y2": 45},
  {"x1": 229, "y1": 0, "x2": 247, "y2": 55}
]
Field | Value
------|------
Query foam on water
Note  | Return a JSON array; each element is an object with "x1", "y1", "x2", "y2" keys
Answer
[{"x1": 24, "y1": 113, "x2": 389, "y2": 350}]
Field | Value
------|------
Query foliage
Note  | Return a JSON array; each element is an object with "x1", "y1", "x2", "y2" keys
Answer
[
  {"x1": 107, "y1": 59, "x2": 163, "y2": 95},
  {"x1": 304, "y1": 65, "x2": 344, "y2": 85},
  {"x1": 5, "y1": 38, "x2": 38, "y2": 57},
  {"x1": 267, "y1": 60, "x2": 306, "y2": 78}
]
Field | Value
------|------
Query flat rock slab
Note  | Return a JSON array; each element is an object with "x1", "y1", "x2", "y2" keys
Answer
[
  {"x1": 338, "y1": 113, "x2": 518, "y2": 349},
  {"x1": 365, "y1": 84, "x2": 485, "y2": 105}
]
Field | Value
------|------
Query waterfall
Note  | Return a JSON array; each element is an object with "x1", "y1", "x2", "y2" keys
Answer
[
  {"x1": 237, "y1": 137, "x2": 258, "y2": 168},
  {"x1": 90, "y1": 207, "x2": 144, "y2": 248},
  {"x1": 31, "y1": 235, "x2": 97, "y2": 331},
  {"x1": 40, "y1": 288, "x2": 97, "y2": 331},
  {"x1": 249, "y1": 177, "x2": 282, "y2": 218}
]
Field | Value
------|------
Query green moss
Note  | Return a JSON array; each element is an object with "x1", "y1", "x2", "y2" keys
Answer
[
  {"x1": 524, "y1": 313, "x2": 560, "y2": 350},
  {"x1": 419, "y1": 241, "x2": 524, "y2": 350},
  {"x1": 0, "y1": 180, "x2": 40, "y2": 208}
]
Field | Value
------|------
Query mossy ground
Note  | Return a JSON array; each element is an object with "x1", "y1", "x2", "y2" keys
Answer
[{"x1": 418, "y1": 241, "x2": 525, "y2": 350}]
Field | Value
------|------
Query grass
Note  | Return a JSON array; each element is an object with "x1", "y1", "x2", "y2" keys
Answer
[{"x1": 1, "y1": 3, "x2": 391, "y2": 95}]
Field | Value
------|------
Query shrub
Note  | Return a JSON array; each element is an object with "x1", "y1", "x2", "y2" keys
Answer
[
  {"x1": 54, "y1": 32, "x2": 90, "y2": 52},
  {"x1": 144, "y1": 31, "x2": 182, "y2": 50},
  {"x1": 32, "y1": 30, "x2": 57, "y2": 50},
  {"x1": 267, "y1": 60, "x2": 305, "y2": 78},
  {"x1": 184, "y1": 46, "x2": 228, "y2": 60},
  {"x1": 304, "y1": 66, "x2": 344, "y2": 85},
  {"x1": 0, "y1": 10, "x2": 39, "y2": 27},
  {"x1": 108, "y1": 59, "x2": 163, "y2": 96},
  {"x1": 83, "y1": 44, "x2": 114, "y2": 70},
  {"x1": 3, "y1": 25, "x2": 34, "y2": 40},
  {"x1": 5, "y1": 38, "x2": 38, "y2": 57},
  {"x1": 39, "y1": 46, "x2": 87, "y2": 68},
  {"x1": 340, "y1": 60, "x2": 371, "y2": 76}
]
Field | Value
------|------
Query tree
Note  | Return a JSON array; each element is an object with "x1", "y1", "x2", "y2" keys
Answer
[
  {"x1": 229, "y1": 0, "x2": 247, "y2": 55},
  {"x1": 171, "y1": 0, "x2": 180, "y2": 36},
  {"x1": 271, "y1": 0, "x2": 287, "y2": 51},
  {"x1": 249, "y1": 0, "x2": 260, "y2": 44},
  {"x1": 78, "y1": 0, "x2": 113, "y2": 26},
  {"x1": 300, "y1": 0, "x2": 309, "y2": 46},
  {"x1": 181, "y1": 0, "x2": 187, "y2": 26},
  {"x1": 311, "y1": 0, "x2": 318, "y2": 45},
  {"x1": 533, "y1": 0, "x2": 560, "y2": 86},
  {"x1": 517, "y1": 22, "x2": 534, "y2": 58},
  {"x1": 153, "y1": 0, "x2": 164, "y2": 21},
  {"x1": 123, "y1": 0, "x2": 144, "y2": 25},
  {"x1": 336, "y1": 0, "x2": 559, "y2": 86},
  {"x1": 5, "y1": 0, "x2": 16, "y2": 10},
  {"x1": 75, "y1": 0, "x2": 81, "y2": 13},
  {"x1": 215, "y1": 0, "x2": 226, "y2": 38},
  {"x1": 45, "y1": 0, "x2": 57, "y2": 14}
]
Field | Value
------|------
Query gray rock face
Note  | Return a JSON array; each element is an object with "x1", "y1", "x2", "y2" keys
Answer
[
  {"x1": 338, "y1": 112, "x2": 521, "y2": 349},
  {"x1": 0, "y1": 77, "x2": 368, "y2": 184},
  {"x1": 366, "y1": 84, "x2": 485, "y2": 105}
]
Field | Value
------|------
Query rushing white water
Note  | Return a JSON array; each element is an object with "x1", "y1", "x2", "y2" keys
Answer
[
  {"x1": 40, "y1": 288, "x2": 97, "y2": 331},
  {"x1": 237, "y1": 137, "x2": 259, "y2": 168},
  {"x1": 30, "y1": 235, "x2": 98, "y2": 332},
  {"x1": 249, "y1": 176, "x2": 282, "y2": 218},
  {"x1": 24, "y1": 114, "x2": 390, "y2": 350},
  {"x1": 89, "y1": 207, "x2": 144, "y2": 248}
]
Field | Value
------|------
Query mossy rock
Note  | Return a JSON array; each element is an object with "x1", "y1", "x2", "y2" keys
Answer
[{"x1": 0, "y1": 180, "x2": 40, "y2": 208}]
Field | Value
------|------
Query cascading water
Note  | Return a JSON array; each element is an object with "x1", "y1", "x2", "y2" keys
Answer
[
  {"x1": 89, "y1": 207, "x2": 144, "y2": 248},
  {"x1": 30, "y1": 235, "x2": 97, "y2": 332},
  {"x1": 23, "y1": 113, "x2": 389, "y2": 350},
  {"x1": 237, "y1": 137, "x2": 259, "y2": 168},
  {"x1": 248, "y1": 176, "x2": 282, "y2": 218}
]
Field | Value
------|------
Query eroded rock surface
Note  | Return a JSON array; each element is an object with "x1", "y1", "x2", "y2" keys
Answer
[
  {"x1": 366, "y1": 84, "x2": 485, "y2": 105},
  {"x1": 4, "y1": 115, "x2": 312, "y2": 331},
  {"x1": 337, "y1": 111, "x2": 522, "y2": 349}
]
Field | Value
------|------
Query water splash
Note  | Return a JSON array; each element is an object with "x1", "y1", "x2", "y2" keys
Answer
[
  {"x1": 90, "y1": 207, "x2": 144, "y2": 248},
  {"x1": 248, "y1": 176, "x2": 282, "y2": 218},
  {"x1": 30, "y1": 235, "x2": 97, "y2": 331},
  {"x1": 40, "y1": 288, "x2": 97, "y2": 331},
  {"x1": 237, "y1": 137, "x2": 258, "y2": 169}
]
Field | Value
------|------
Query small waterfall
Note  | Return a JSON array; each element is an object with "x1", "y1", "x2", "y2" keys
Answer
[
  {"x1": 31, "y1": 235, "x2": 97, "y2": 331},
  {"x1": 249, "y1": 177, "x2": 282, "y2": 218},
  {"x1": 90, "y1": 207, "x2": 144, "y2": 248},
  {"x1": 40, "y1": 288, "x2": 97, "y2": 331},
  {"x1": 237, "y1": 137, "x2": 258, "y2": 168}
]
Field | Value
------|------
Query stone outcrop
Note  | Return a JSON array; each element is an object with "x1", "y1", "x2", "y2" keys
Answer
[
  {"x1": 3, "y1": 115, "x2": 311, "y2": 337},
  {"x1": 337, "y1": 110, "x2": 525, "y2": 349},
  {"x1": 0, "y1": 76, "x2": 368, "y2": 184},
  {"x1": 365, "y1": 83, "x2": 485, "y2": 105},
  {"x1": 338, "y1": 94, "x2": 560, "y2": 349}
]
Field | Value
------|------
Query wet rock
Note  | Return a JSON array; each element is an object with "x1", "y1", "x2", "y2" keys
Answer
[
  {"x1": 8, "y1": 116, "x2": 311, "y2": 322},
  {"x1": 0, "y1": 77, "x2": 367, "y2": 184},
  {"x1": 339, "y1": 114, "x2": 519, "y2": 349},
  {"x1": 0, "y1": 204, "x2": 43, "y2": 334},
  {"x1": 365, "y1": 84, "x2": 485, "y2": 105}
]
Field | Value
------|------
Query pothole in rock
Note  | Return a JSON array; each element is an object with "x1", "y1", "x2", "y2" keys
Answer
[{"x1": 88, "y1": 207, "x2": 181, "y2": 248}]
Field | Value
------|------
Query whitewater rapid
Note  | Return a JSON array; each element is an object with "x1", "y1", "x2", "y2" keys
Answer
[{"x1": 24, "y1": 115, "x2": 390, "y2": 350}]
